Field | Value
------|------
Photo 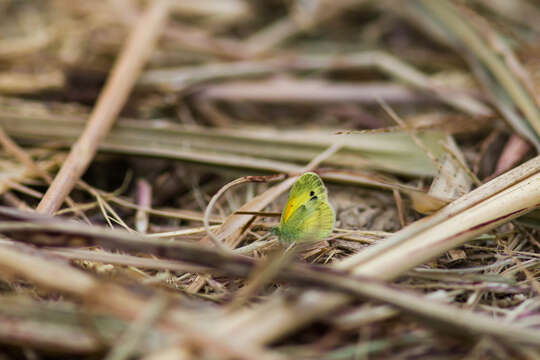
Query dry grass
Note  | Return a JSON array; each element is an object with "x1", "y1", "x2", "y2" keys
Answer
[{"x1": 0, "y1": 0, "x2": 538, "y2": 359}]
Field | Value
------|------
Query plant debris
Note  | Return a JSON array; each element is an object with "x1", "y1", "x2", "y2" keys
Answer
[{"x1": 0, "y1": 0, "x2": 538, "y2": 359}]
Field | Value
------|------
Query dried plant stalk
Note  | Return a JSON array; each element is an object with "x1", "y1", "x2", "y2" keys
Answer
[
  {"x1": 0, "y1": 104, "x2": 447, "y2": 177},
  {"x1": 36, "y1": 0, "x2": 172, "y2": 215}
]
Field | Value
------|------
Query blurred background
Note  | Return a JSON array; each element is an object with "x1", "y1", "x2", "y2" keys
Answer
[{"x1": 0, "y1": 0, "x2": 538, "y2": 204}]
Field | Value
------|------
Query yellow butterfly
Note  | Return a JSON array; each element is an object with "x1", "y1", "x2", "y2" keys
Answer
[{"x1": 273, "y1": 172, "x2": 335, "y2": 244}]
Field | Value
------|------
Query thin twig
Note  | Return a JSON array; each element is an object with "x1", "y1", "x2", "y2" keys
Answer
[
  {"x1": 36, "y1": 0, "x2": 172, "y2": 214},
  {"x1": 203, "y1": 177, "x2": 256, "y2": 251},
  {"x1": 0, "y1": 127, "x2": 88, "y2": 221}
]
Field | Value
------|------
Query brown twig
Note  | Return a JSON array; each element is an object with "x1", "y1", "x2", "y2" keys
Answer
[{"x1": 36, "y1": 0, "x2": 172, "y2": 215}]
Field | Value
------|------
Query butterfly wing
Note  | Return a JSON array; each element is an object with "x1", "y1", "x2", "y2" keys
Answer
[
  {"x1": 279, "y1": 196, "x2": 335, "y2": 244},
  {"x1": 280, "y1": 172, "x2": 328, "y2": 227}
]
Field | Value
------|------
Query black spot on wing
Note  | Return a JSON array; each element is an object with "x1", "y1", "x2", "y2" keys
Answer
[
  {"x1": 310, "y1": 195, "x2": 318, "y2": 201},
  {"x1": 309, "y1": 190, "x2": 315, "y2": 196}
]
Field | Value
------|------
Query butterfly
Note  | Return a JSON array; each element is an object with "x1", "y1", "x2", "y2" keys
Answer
[{"x1": 273, "y1": 172, "x2": 335, "y2": 244}]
